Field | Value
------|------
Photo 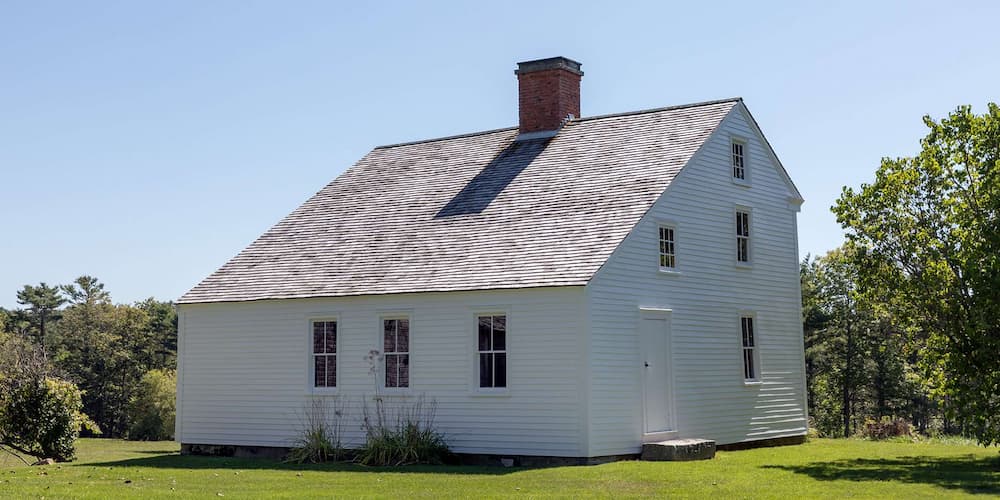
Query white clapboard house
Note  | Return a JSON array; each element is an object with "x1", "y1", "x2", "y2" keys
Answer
[{"x1": 177, "y1": 57, "x2": 808, "y2": 462}]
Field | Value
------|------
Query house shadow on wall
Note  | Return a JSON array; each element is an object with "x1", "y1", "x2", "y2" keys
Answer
[
  {"x1": 761, "y1": 454, "x2": 1000, "y2": 495},
  {"x1": 435, "y1": 137, "x2": 550, "y2": 218}
]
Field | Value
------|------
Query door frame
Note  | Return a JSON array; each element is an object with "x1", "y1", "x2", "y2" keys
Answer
[{"x1": 639, "y1": 307, "x2": 677, "y2": 442}]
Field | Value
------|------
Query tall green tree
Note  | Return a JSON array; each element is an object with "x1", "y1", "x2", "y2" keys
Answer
[
  {"x1": 15, "y1": 282, "x2": 66, "y2": 345},
  {"x1": 834, "y1": 103, "x2": 1000, "y2": 445},
  {"x1": 61, "y1": 275, "x2": 110, "y2": 306}
]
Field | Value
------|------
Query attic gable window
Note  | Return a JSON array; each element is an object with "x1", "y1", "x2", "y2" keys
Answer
[
  {"x1": 736, "y1": 210, "x2": 751, "y2": 264},
  {"x1": 383, "y1": 317, "x2": 410, "y2": 389},
  {"x1": 732, "y1": 139, "x2": 746, "y2": 180},
  {"x1": 312, "y1": 320, "x2": 337, "y2": 388},
  {"x1": 658, "y1": 225, "x2": 676, "y2": 270},
  {"x1": 477, "y1": 314, "x2": 507, "y2": 389}
]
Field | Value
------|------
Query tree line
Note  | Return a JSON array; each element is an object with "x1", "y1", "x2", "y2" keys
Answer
[
  {"x1": 803, "y1": 103, "x2": 999, "y2": 446},
  {"x1": 1, "y1": 276, "x2": 177, "y2": 444}
]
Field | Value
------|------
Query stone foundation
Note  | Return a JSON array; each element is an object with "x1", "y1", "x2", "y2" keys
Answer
[{"x1": 716, "y1": 434, "x2": 807, "y2": 451}]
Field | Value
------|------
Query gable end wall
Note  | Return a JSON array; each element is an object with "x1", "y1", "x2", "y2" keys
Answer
[{"x1": 585, "y1": 106, "x2": 807, "y2": 456}]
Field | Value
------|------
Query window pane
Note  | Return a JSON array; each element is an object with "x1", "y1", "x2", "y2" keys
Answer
[
  {"x1": 327, "y1": 355, "x2": 337, "y2": 387},
  {"x1": 398, "y1": 354, "x2": 409, "y2": 388},
  {"x1": 744, "y1": 349, "x2": 755, "y2": 380},
  {"x1": 494, "y1": 353, "x2": 507, "y2": 388},
  {"x1": 386, "y1": 354, "x2": 398, "y2": 388},
  {"x1": 493, "y1": 328, "x2": 506, "y2": 351},
  {"x1": 493, "y1": 315, "x2": 506, "y2": 334},
  {"x1": 314, "y1": 355, "x2": 326, "y2": 387},
  {"x1": 478, "y1": 317, "x2": 491, "y2": 351},
  {"x1": 384, "y1": 319, "x2": 396, "y2": 352},
  {"x1": 479, "y1": 353, "x2": 493, "y2": 387},
  {"x1": 325, "y1": 322, "x2": 337, "y2": 354},
  {"x1": 746, "y1": 318, "x2": 754, "y2": 346},
  {"x1": 313, "y1": 327, "x2": 324, "y2": 355},
  {"x1": 397, "y1": 319, "x2": 409, "y2": 352}
]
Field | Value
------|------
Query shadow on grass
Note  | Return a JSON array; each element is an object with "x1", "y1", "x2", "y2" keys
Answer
[
  {"x1": 763, "y1": 454, "x2": 1000, "y2": 495},
  {"x1": 77, "y1": 454, "x2": 522, "y2": 476}
]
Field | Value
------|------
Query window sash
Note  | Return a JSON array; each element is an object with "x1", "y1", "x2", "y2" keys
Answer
[
  {"x1": 312, "y1": 321, "x2": 337, "y2": 388},
  {"x1": 477, "y1": 315, "x2": 507, "y2": 388},
  {"x1": 658, "y1": 226, "x2": 676, "y2": 269},
  {"x1": 383, "y1": 318, "x2": 410, "y2": 388},
  {"x1": 732, "y1": 141, "x2": 745, "y2": 179},
  {"x1": 741, "y1": 316, "x2": 757, "y2": 381},
  {"x1": 736, "y1": 211, "x2": 751, "y2": 263}
]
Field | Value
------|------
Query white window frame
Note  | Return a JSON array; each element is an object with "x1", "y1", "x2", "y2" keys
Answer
[
  {"x1": 731, "y1": 136, "x2": 750, "y2": 186},
  {"x1": 471, "y1": 310, "x2": 510, "y2": 395},
  {"x1": 379, "y1": 313, "x2": 412, "y2": 393},
  {"x1": 657, "y1": 224, "x2": 678, "y2": 272},
  {"x1": 308, "y1": 316, "x2": 339, "y2": 394},
  {"x1": 739, "y1": 312, "x2": 762, "y2": 385},
  {"x1": 734, "y1": 206, "x2": 753, "y2": 268}
]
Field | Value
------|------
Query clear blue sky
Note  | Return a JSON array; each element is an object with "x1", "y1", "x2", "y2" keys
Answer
[{"x1": 2, "y1": 1, "x2": 998, "y2": 308}]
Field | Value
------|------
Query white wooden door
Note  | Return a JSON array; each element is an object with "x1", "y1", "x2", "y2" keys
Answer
[{"x1": 640, "y1": 315, "x2": 674, "y2": 434}]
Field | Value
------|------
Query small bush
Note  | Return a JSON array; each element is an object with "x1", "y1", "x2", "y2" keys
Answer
[
  {"x1": 1, "y1": 377, "x2": 99, "y2": 461},
  {"x1": 0, "y1": 333, "x2": 98, "y2": 462},
  {"x1": 357, "y1": 395, "x2": 450, "y2": 466},
  {"x1": 860, "y1": 417, "x2": 913, "y2": 440},
  {"x1": 127, "y1": 369, "x2": 176, "y2": 441},
  {"x1": 284, "y1": 398, "x2": 347, "y2": 464}
]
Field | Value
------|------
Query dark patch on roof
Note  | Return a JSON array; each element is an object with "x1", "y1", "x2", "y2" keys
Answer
[{"x1": 436, "y1": 137, "x2": 551, "y2": 218}]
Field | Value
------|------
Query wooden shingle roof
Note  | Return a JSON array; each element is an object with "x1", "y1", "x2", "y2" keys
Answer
[{"x1": 179, "y1": 98, "x2": 739, "y2": 304}]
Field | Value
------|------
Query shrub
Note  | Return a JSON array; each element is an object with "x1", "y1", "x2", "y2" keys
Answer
[
  {"x1": 127, "y1": 369, "x2": 176, "y2": 441},
  {"x1": 1, "y1": 377, "x2": 99, "y2": 461},
  {"x1": 0, "y1": 333, "x2": 98, "y2": 462},
  {"x1": 357, "y1": 395, "x2": 450, "y2": 466},
  {"x1": 285, "y1": 398, "x2": 348, "y2": 464},
  {"x1": 860, "y1": 417, "x2": 913, "y2": 440}
]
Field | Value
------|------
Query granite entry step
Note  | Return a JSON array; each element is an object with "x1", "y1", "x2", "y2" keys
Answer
[{"x1": 641, "y1": 438, "x2": 716, "y2": 461}]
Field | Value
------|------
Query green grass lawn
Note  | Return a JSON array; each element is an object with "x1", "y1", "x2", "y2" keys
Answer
[{"x1": 1, "y1": 438, "x2": 997, "y2": 499}]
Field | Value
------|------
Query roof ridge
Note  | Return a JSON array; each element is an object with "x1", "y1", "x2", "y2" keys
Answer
[
  {"x1": 373, "y1": 97, "x2": 741, "y2": 151},
  {"x1": 572, "y1": 97, "x2": 742, "y2": 123},
  {"x1": 374, "y1": 126, "x2": 518, "y2": 150}
]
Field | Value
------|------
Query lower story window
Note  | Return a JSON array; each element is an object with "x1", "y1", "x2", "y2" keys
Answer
[
  {"x1": 383, "y1": 318, "x2": 410, "y2": 388},
  {"x1": 312, "y1": 320, "x2": 337, "y2": 388},
  {"x1": 477, "y1": 314, "x2": 507, "y2": 388},
  {"x1": 741, "y1": 315, "x2": 758, "y2": 381}
]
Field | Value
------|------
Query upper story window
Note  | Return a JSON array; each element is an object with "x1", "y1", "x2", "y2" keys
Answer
[
  {"x1": 477, "y1": 314, "x2": 507, "y2": 389},
  {"x1": 312, "y1": 320, "x2": 337, "y2": 388},
  {"x1": 383, "y1": 317, "x2": 410, "y2": 389},
  {"x1": 732, "y1": 139, "x2": 746, "y2": 180},
  {"x1": 658, "y1": 225, "x2": 676, "y2": 270},
  {"x1": 736, "y1": 210, "x2": 751, "y2": 264},
  {"x1": 741, "y1": 315, "x2": 759, "y2": 382}
]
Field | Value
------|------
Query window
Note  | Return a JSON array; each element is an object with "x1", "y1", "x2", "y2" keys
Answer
[
  {"x1": 383, "y1": 318, "x2": 410, "y2": 389},
  {"x1": 736, "y1": 210, "x2": 751, "y2": 263},
  {"x1": 312, "y1": 320, "x2": 337, "y2": 388},
  {"x1": 732, "y1": 140, "x2": 746, "y2": 180},
  {"x1": 741, "y1": 315, "x2": 759, "y2": 381},
  {"x1": 658, "y1": 225, "x2": 676, "y2": 270},
  {"x1": 477, "y1": 314, "x2": 507, "y2": 389}
]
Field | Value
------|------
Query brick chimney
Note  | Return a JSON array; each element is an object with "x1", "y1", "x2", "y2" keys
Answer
[{"x1": 515, "y1": 57, "x2": 583, "y2": 135}]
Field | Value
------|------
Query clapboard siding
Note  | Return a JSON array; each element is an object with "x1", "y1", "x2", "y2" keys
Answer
[
  {"x1": 586, "y1": 103, "x2": 807, "y2": 456},
  {"x1": 177, "y1": 287, "x2": 587, "y2": 456}
]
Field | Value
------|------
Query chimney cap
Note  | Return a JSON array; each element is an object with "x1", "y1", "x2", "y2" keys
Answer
[{"x1": 515, "y1": 56, "x2": 584, "y2": 76}]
